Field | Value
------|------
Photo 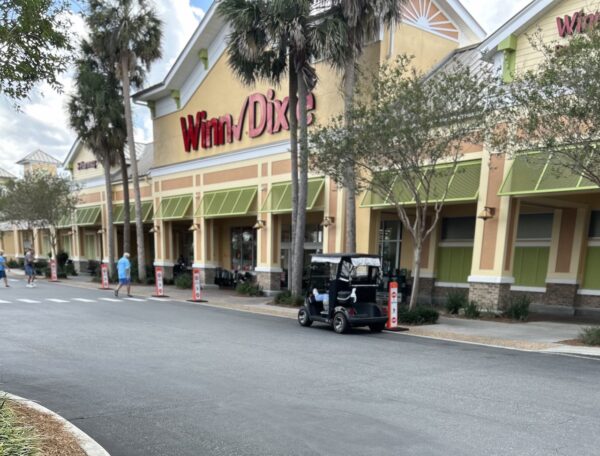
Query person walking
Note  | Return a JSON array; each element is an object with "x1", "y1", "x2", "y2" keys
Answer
[
  {"x1": 25, "y1": 248, "x2": 36, "y2": 288},
  {"x1": 0, "y1": 251, "x2": 9, "y2": 287},
  {"x1": 115, "y1": 252, "x2": 132, "y2": 297}
]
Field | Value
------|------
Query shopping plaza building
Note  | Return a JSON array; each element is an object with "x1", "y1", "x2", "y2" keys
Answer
[{"x1": 3, "y1": 0, "x2": 600, "y2": 315}]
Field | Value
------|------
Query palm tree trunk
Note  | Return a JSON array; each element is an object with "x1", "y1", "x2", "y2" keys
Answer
[
  {"x1": 103, "y1": 156, "x2": 116, "y2": 276},
  {"x1": 119, "y1": 148, "x2": 131, "y2": 255},
  {"x1": 292, "y1": 73, "x2": 309, "y2": 298},
  {"x1": 121, "y1": 55, "x2": 146, "y2": 281},
  {"x1": 288, "y1": 65, "x2": 299, "y2": 294},
  {"x1": 343, "y1": 51, "x2": 357, "y2": 253}
]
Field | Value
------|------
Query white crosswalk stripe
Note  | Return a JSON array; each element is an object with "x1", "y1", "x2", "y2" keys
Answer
[
  {"x1": 100, "y1": 298, "x2": 120, "y2": 302},
  {"x1": 73, "y1": 298, "x2": 96, "y2": 303},
  {"x1": 0, "y1": 299, "x2": 10, "y2": 303},
  {"x1": 124, "y1": 297, "x2": 146, "y2": 302},
  {"x1": 18, "y1": 299, "x2": 40, "y2": 303},
  {"x1": 47, "y1": 299, "x2": 68, "y2": 303},
  {"x1": 148, "y1": 297, "x2": 168, "y2": 301}
]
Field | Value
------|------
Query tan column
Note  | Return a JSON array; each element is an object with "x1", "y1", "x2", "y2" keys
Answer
[
  {"x1": 468, "y1": 153, "x2": 517, "y2": 309},
  {"x1": 13, "y1": 228, "x2": 20, "y2": 258},
  {"x1": 323, "y1": 179, "x2": 339, "y2": 254}
]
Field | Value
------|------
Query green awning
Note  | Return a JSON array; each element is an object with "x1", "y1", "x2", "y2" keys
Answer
[
  {"x1": 260, "y1": 178, "x2": 325, "y2": 214},
  {"x1": 197, "y1": 187, "x2": 258, "y2": 218},
  {"x1": 154, "y1": 195, "x2": 193, "y2": 220},
  {"x1": 113, "y1": 201, "x2": 153, "y2": 224},
  {"x1": 57, "y1": 214, "x2": 73, "y2": 228},
  {"x1": 361, "y1": 160, "x2": 481, "y2": 208},
  {"x1": 76, "y1": 206, "x2": 101, "y2": 226},
  {"x1": 499, "y1": 152, "x2": 599, "y2": 196}
]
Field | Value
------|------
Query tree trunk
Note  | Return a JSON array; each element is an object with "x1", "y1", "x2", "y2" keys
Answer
[
  {"x1": 121, "y1": 55, "x2": 146, "y2": 282},
  {"x1": 291, "y1": 74, "x2": 309, "y2": 298},
  {"x1": 119, "y1": 148, "x2": 131, "y2": 255},
  {"x1": 343, "y1": 54, "x2": 357, "y2": 253},
  {"x1": 288, "y1": 65, "x2": 299, "y2": 293},
  {"x1": 103, "y1": 156, "x2": 115, "y2": 277},
  {"x1": 409, "y1": 241, "x2": 422, "y2": 311}
]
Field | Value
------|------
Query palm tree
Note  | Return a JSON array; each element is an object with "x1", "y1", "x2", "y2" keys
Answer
[
  {"x1": 68, "y1": 40, "x2": 127, "y2": 277},
  {"x1": 322, "y1": 0, "x2": 404, "y2": 252},
  {"x1": 219, "y1": 0, "x2": 342, "y2": 297},
  {"x1": 87, "y1": 0, "x2": 162, "y2": 281}
]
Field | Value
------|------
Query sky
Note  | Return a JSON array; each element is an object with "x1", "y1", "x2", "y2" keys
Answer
[{"x1": 0, "y1": 0, "x2": 531, "y2": 176}]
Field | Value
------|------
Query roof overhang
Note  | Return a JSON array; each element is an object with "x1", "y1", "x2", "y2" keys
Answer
[
  {"x1": 441, "y1": 0, "x2": 487, "y2": 43},
  {"x1": 133, "y1": 2, "x2": 225, "y2": 103}
]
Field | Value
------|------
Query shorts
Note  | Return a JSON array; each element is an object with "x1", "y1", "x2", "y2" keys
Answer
[
  {"x1": 25, "y1": 265, "x2": 34, "y2": 276},
  {"x1": 0, "y1": 270, "x2": 5, "y2": 279},
  {"x1": 119, "y1": 278, "x2": 130, "y2": 285}
]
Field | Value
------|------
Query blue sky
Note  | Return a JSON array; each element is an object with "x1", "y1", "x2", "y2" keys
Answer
[{"x1": 0, "y1": 0, "x2": 530, "y2": 175}]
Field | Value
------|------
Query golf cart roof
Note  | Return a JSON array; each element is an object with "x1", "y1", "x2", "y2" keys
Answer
[{"x1": 311, "y1": 254, "x2": 381, "y2": 267}]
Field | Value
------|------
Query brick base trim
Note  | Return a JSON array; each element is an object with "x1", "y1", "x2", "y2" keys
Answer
[{"x1": 469, "y1": 282, "x2": 511, "y2": 311}]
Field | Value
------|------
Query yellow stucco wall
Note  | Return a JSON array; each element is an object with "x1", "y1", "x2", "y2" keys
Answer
[{"x1": 515, "y1": 0, "x2": 591, "y2": 74}]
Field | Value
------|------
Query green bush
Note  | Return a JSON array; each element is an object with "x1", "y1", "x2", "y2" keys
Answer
[
  {"x1": 175, "y1": 273, "x2": 193, "y2": 289},
  {"x1": 464, "y1": 301, "x2": 481, "y2": 319},
  {"x1": 56, "y1": 251, "x2": 69, "y2": 268},
  {"x1": 0, "y1": 396, "x2": 41, "y2": 455},
  {"x1": 578, "y1": 327, "x2": 600, "y2": 346},
  {"x1": 446, "y1": 291, "x2": 468, "y2": 315},
  {"x1": 236, "y1": 281, "x2": 263, "y2": 297},
  {"x1": 398, "y1": 306, "x2": 439, "y2": 325},
  {"x1": 7, "y1": 259, "x2": 19, "y2": 269},
  {"x1": 65, "y1": 262, "x2": 77, "y2": 276},
  {"x1": 274, "y1": 290, "x2": 304, "y2": 306},
  {"x1": 503, "y1": 295, "x2": 531, "y2": 321}
]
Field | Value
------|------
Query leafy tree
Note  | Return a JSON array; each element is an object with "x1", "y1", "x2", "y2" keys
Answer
[
  {"x1": 87, "y1": 0, "x2": 162, "y2": 281},
  {"x1": 0, "y1": 0, "x2": 72, "y2": 101},
  {"x1": 0, "y1": 170, "x2": 79, "y2": 257},
  {"x1": 504, "y1": 26, "x2": 600, "y2": 185},
  {"x1": 218, "y1": 0, "x2": 343, "y2": 296},
  {"x1": 68, "y1": 39, "x2": 127, "y2": 276},
  {"x1": 319, "y1": 0, "x2": 404, "y2": 252},
  {"x1": 310, "y1": 56, "x2": 503, "y2": 309}
]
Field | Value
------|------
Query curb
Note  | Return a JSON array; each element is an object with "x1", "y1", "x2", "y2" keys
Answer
[{"x1": 2, "y1": 392, "x2": 110, "y2": 456}]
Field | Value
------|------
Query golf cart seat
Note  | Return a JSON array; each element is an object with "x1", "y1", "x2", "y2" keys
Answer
[{"x1": 337, "y1": 288, "x2": 357, "y2": 305}]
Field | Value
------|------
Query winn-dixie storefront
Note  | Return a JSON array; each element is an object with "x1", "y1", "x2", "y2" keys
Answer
[{"x1": 132, "y1": 1, "x2": 483, "y2": 295}]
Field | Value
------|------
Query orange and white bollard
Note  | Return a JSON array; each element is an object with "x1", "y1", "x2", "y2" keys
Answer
[
  {"x1": 152, "y1": 266, "x2": 168, "y2": 298},
  {"x1": 99, "y1": 263, "x2": 110, "y2": 290},
  {"x1": 50, "y1": 259, "x2": 59, "y2": 282},
  {"x1": 189, "y1": 268, "x2": 206, "y2": 302},
  {"x1": 386, "y1": 281, "x2": 399, "y2": 330}
]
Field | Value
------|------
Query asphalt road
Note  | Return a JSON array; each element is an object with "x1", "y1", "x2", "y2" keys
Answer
[{"x1": 0, "y1": 279, "x2": 599, "y2": 456}]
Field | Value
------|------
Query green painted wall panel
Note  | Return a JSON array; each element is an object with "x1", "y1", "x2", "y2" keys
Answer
[
  {"x1": 437, "y1": 247, "x2": 473, "y2": 283},
  {"x1": 583, "y1": 247, "x2": 600, "y2": 289},
  {"x1": 513, "y1": 247, "x2": 549, "y2": 287}
]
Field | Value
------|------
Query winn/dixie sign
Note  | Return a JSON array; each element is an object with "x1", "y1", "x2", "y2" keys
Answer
[
  {"x1": 180, "y1": 89, "x2": 316, "y2": 152},
  {"x1": 557, "y1": 11, "x2": 600, "y2": 37}
]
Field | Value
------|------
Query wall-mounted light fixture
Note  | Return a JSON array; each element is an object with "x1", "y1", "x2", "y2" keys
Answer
[
  {"x1": 477, "y1": 206, "x2": 496, "y2": 221},
  {"x1": 149, "y1": 225, "x2": 160, "y2": 233},
  {"x1": 320, "y1": 216, "x2": 335, "y2": 228},
  {"x1": 188, "y1": 223, "x2": 200, "y2": 232},
  {"x1": 253, "y1": 219, "x2": 266, "y2": 230},
  {"x1": 96, "y1": 228, "x2": 106, "y2": 235}
]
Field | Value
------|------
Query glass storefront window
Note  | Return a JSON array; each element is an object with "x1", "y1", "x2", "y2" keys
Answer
[
  {"x1": 379, "y1": 220, "x2": 402, "y2": 277},
  {"x1": 280, "y1": 224, "x2": 324, "y2": 288},
  {"x1": 231, "y1": 227, "x2": 256, "y2": 271}
]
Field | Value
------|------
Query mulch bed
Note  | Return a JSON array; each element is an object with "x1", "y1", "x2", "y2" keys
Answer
[{"x1": 10, "y1": 400, "x2": 86, "y2": 456}]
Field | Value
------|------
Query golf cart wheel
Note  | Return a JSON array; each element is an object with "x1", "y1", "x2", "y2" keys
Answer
[
  {"x1": 333, "y1": 312, "x2": 349, "y2": 334},
  {"x1": 369, "y1": 322, "x2": 386, "y2": 333},
  {"x1": 298, "y1": 307, "x2": 312, "y2": 327}
]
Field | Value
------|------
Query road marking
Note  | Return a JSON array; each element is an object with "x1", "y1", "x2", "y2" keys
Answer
[
  {"x1": 124, "y1": 297, "x2": 146, "y2": 302},
  {"x1": 148, "y1": 297, "x2": 168, "y2": 301},
  {"x1": 47, "y1": 299, "x2": 69, "y2": 303},
  {"x1": 0, "y1": 299, "x2": 10, "y2": 303},
  {"x1": 8, "y1": 279, "x2": 18, "y2": 282},
  {"x1": 100, "y1": 298, "x2": 120, "y2": 302},
  {"x1": 73, "y1": 298, "x2": 96, "y2": 303},
  {"x1": 18, "y1": 299, "x2": 40, "y2": 303}
]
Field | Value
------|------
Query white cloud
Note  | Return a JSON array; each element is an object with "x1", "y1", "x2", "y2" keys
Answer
[
  {"x1": 461, "y1": 0, "x2": 531, "y2": 35},
  {"x1": 0, "y1": 1, "x2": 203, "y2": 175}
]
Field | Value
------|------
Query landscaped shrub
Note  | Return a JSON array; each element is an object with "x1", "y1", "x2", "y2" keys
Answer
[
  {"x1": 34, "y1": 259, "x2": 48, "y2": 275},
  {"x1": 0, "y1": 396, "x2": 40, "y2": 455},
  {"x1": 464, "y1": 301, "x2": 481, "y2": 319},
  {"x1": 274, "y1": 290, "x2": 304, "y2": 306},
  {"x1": 446, "y1": 290, "x2": 468, "y2": 315},
  {"x1": 578, "y1": 327, "x2": 600, "y2": 346},
  {"x1": 87, "y1": 260, "x2": 100, "y2": 276},
  {"x1": 398, "y1": 306, "x2": 439, "y2": 325},
  {"x1": 65, "y1": 262, "x2": 78, "y2": 276},
  {"x1": 236, "y1": 281, "x2": 263, "y2": 297},
  {"x1": 175, "y1": 273, "x2": 193, "y2": 289},
  {"x1": 7, "y1": 259, "x2": 19, "y2": 269},
  {"x1": 56, "y1": 251, "x2": 69, "y2": 267},
  {"x1": 503, "y1": 295, "x2": 531, "y2": 321}
]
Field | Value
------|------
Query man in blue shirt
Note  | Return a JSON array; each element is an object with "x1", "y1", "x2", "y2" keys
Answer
[
  {"x1": 115, "y1": 252, "x2": 132, "y2": 297},
  {"x1": 0, "y1": 251, "x2": 9, "y2": 287}
]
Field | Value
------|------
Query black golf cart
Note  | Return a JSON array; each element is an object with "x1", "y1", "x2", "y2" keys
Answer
[{"x1": 297, "y1": 254, "x2": 388, "y2": 334}]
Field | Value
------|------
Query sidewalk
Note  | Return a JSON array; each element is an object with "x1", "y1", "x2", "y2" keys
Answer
[{"x1": 46, "y1": 275, "x2": 600, "y2": 357}]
